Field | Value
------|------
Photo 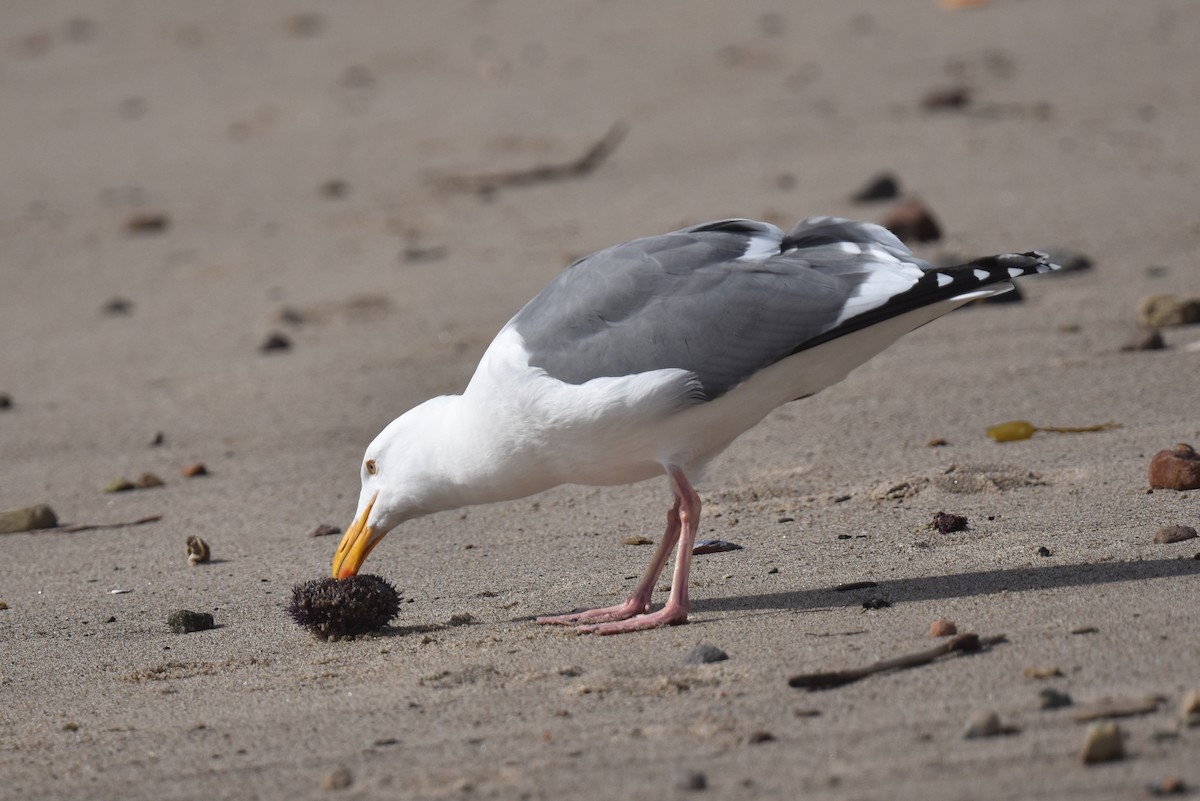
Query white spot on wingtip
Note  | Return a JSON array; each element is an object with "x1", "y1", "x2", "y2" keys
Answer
[
  {"x1": 972, "y1": 269, "x2": 990, "y2": 280},
  {"x1": 1007, "y1": 267, "x2": 1024, "y2": 278},
  {"x1": 936, "y1": 273, "x2": 953, "y2": 287}
]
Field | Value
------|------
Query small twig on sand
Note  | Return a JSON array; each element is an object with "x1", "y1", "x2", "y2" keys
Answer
[
  {"x1": 60, "y1": 515, "x2": 162, "y2": 533},
  {"x1": 433, "y1": 121, "x2": 628, "y2": 195},
  {"x1": 788, "y1": 632, "x2": 1007, "y2": 690}
]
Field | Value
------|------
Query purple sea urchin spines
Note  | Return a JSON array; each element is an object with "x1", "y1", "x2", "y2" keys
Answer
[{"x1": 287, "y1": 574, "x2": 400, "y2": 640}]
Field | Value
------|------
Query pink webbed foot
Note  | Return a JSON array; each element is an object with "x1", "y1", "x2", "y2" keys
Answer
[
  {"x1": 535, "y1": 597, "x2": 649, "y2": 627},
  {"x1": 538, "y1": 465, "x2": 700, "y2": 636},
  {"x1": 576, "y1": 603, "x2": 688, "y2": 635}
]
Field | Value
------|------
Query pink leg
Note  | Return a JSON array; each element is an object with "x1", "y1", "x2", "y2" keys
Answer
[
  {"x1": 536, "y1": 497, "x2": 682, "y2": 626},
  {"x1": 537, "y1": 466, "x2": 701, "y2": 635}
]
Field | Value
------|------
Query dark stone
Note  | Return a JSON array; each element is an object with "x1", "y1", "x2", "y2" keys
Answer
[
  {"x1": 259, "y1": 332, "x2": 292, "y2": 352},
  {"x1": 879, "y1": 199, "x2": 941, "y2": 244},
  {"x1": 922, "y1": 85, "x2": 971, "y2": 111},
  {"x1": 683, "y1": 644, "x2": 729, "y2": 665},
  {"x1": 1039, "y1": 688, "x2": 1073, "y2": 709},
  {"x1": 851, "y1": 172, "x2": 900, "y2": 203},
  {"x1": 167, "y1": 609, "x2": 214, "y2": 634},
  {"x1": 102, "y1": 297, "x2": 133, "y2": 316},
  {"x1": 933, "y1": 512, "x2": 969, "y2": 534},
  {"x1": 1121, "y1": 329, "x2": 1166, "y2": 351}
]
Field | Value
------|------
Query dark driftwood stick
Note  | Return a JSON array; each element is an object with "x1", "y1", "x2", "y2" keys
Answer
[
  {"x1": 434, "y1": 122, "x2": 628, "y2": 194},
  {"x1": 788, "y1": 632, "x2": 1007, "y2": 690},
  {"x1": 60, "y1": 515, "x2": 162, "y2": 533}
]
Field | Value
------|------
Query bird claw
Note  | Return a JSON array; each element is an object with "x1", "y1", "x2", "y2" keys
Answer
[
  {"x1": 535, "y1": 599, "x2": 648, "y2": 627},
  {"x1": 576, "y1": 607, "x2": 688, "y2": 635},
  {"x1": 537, "y1": 602, "x2": 687, "y2": 634}
]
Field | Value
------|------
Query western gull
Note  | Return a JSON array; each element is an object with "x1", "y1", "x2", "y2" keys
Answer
[{"x1": 331, "y1": 216, "x2": 1056, "y2": 634}]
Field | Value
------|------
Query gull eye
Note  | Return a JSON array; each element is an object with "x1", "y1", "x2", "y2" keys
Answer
[{"x1": 365, "y1": 459, "x2": 377, "y2": 476}]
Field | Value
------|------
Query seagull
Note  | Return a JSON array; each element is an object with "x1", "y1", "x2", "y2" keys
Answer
[{"x1": 331, "y1": 216, "x2": 1056, "y2": 634}]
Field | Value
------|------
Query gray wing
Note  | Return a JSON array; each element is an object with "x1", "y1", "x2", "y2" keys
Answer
[{"x1": 512, "y1": 216, "x2": 1052, "y2": 401}]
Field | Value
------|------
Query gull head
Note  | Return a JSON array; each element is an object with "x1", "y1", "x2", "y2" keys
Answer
[{"x1": 331, "y1": 398, "x2": 457, "y2": 579}]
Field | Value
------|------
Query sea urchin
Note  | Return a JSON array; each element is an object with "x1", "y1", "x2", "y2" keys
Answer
[{"x1": 287, "y1": 574, "x2": 400, "y2": 640}]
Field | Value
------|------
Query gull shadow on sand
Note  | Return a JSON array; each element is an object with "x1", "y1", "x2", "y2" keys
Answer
[{"x1": 693, "y1": 556, "x2": 1200, "y2": 615}]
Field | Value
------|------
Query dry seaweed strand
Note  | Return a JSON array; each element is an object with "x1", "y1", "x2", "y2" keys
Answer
[
  {"x1": 59, "y1": 515, "x2": 162, "y2": 533},
  {"x1": 433, "y1": 122, "x2": 628, "y2": 195},
  {"x1": 987, "y1": 420, "x2": 1120, "y2": 442},
  {"x1": 788, "y1": 632, "x2": 1007, "y2": 690}
]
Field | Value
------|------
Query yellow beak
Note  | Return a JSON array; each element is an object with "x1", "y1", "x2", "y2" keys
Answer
[{"x1": 332, "y1": 492, "x2": 380, "y2": 579}]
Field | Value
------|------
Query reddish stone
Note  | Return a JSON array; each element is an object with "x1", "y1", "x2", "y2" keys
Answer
[{"x1": 1149, "y1": 444, "x2": 1200, "y2": 490}]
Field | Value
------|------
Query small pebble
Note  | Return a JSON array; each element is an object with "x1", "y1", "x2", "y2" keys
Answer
[
  {"x1": 747, "y1": 730, "x2": 775, "y2": 744},
  {"x1": 320, "y1": 766, "x2": 353, "y2": 791},
  {"x1": 167, "y1": 609, "x2": 214, "y2": 634},
  {"x1": 932, "y1": 511, "x2": 968, "y2": 534},
  {"x1": 692, "y1": 539, "x2": 743, "y2": 555},
  {"x1": 0, "y1": 601, "x2": 9, "y2": 610},
  {"x1": 879, "y1": 199, "x2": 942, "y2": 243},
  {"x1": 150, "y1": 431, "x2": 165, "y2": 446},
  {"x1": 181, "y1": 463, "x2": 208, "y2": 478},
  {"x1": 1149, "y1": 444, "x2": 1200, "y2": 491},
  {"x1": 922, "y1": 85, "x2": 971, "y2": 110},
  {"x1": 1037, "y1": 546, "x2": 1052, "y2": 557},
  {"x1": 1149, "y1": 776, "x2": 1187, "y2": 797},
  {"x1": 309, "y1": 524, "x2": 343, "y2": 538},
  {"x1": 1039, "y1": 688, "x2": 1073, "y2": 709},
  {"x1": 928, "y1": 618, "x2": 957, "y2": 638},
  {"x1": 1138, "y1": 294, "x2": 1200, "y2": 328},
  {"x1": 1153, "y1": 525, "x2": 1198, "y2": 544},
  {"x1": 319, "y1": 179, "x2": 349, "y2": 199},
  {"x1": 102, "y1": 297, "x2": 133, "y2": 316},
  {"x1": 278, "y1": 306, "x2": 307, "y2": 326},
  {"x1": 850, "y1": 172, "x2": 899, "y2": 203},
  {"x1": 683, "y1": 644, "x2": 728, "y2": 665},
  {"x1": 861, "y1": 597, "x2": 890, "y2": 610},
  {"x1": 1023, "y1": 666, "x2": 1063, "y2": 679},
  {"x1": 0, "y1": 393, "x2": 11, "y2": 410},
  {"x1": 926, "y1": 437, "x2": 948, "y2": 447},
  {"x1": 622, "y1": 535, "x2": 653, "y2": 546},
  {"x1": 0, "y1": 504, "x2": 58, "y2": 534},
  {"x1": 285, "y1": 12, "x2": 325, "y2": 38},
  {"x1": 1080, "y1": 722, "x2": 1124, "y2": 764},
  {"x1": 402, "y1": 245, "x2": 448, "y2": 264},
  {"x1": 964, "y1": 711, "x2": 1013, "y2": 739},
  {"x1": 104, "y1": 477, "x2": 135, "y2": 493},
  {"x1": 1180, "y1": 690, "x2": 1200, "y2": 725},
  {"x1": 259, "y1": 332, "x2": 292, "y2": 352},
  {"x1": 135, "y1": 472, "x2": 164, "y2": 489},
  {"x1": 125, "y1": 213, "x2": 170, "y2": 234},
  {"x1": 1120, "y1": 329, "x2": 1165, "y2": 351},
  {"x1": 678, "y1": 771, "x2": 707, "y2": 792}
]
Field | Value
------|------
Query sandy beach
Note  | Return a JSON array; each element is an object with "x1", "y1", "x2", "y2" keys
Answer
[{"x1": 2, "y1": 1, "x2": 1199, "y2": 799}]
